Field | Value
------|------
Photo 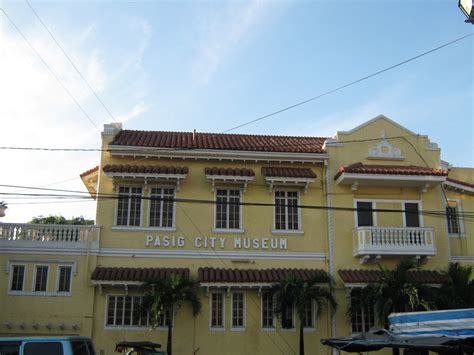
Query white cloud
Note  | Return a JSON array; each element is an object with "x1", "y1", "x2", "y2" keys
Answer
[
  {"x1": 192, "y1": 1, "x2": 268, "y2": 84},
  {"x1": 0, "y1": 18, "x2": 151, "y2": 223}
]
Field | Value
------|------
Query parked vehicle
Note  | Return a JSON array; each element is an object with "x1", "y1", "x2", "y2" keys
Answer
[
  {"x1": 115, "y1": 341, "x2": 166, "y2": 355},
  {"x1": 0, "y1": 336, "x2": 95, "y2": 355}
]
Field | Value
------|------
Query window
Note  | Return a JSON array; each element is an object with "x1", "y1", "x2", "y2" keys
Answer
[
  {"x1": 446, "y1": 201, "x2": 462, "y2": 234},
  {"x1": 356, "y1": 202, "x2": 374, "y2": 227},
  {"x1": 149, "y1": 187, "x2": 175, "y2": 228},
  {"x1": 215, "y1": 189, "x2": 241, "y2": 230},
  {"x1": 210, "y1": 292, "x2": 224, "y2": 328},
  {"x1": 404, "y1": 203, "x2": 420, "y2": 227},
  {"x1": 116, "y1": 186, "x2": 142, "y2": 226},
  {"x1": 231, "y1": 292, "x2": 245, "y2": 328},
  {"x1": 34, "y1": 266, "x2": 48, "y2": 292},
  {"x1": 57, "y1": 266, "x2": 72, "y2": 293},
  {"x1": 302, "y1": 299, "x2": 314, "y2": 328},
  {"x1": 262, "y1": 292, "x2": 274, "y2": 328},
  {"x1": 350, "y1": 289, "x2": 375, "y2": 333},
  {"x1": 0, "y1": 341, "x2": 20, "y2": 355},
  {"x1": 281, "y1": 304, "x2": 294, "y2": 329},
  {"x1": 24, "y1": 342, "x2": 63, "y2": 355},
  {"x1": 10, "y1": 265, "x2": 25, "y2": 291},
  {"x1": 106, "y1": 295, "x2": 166, "y2": 327},
  {"x1": 275, "y1": 191, "x2": 299, "y2": 230}
]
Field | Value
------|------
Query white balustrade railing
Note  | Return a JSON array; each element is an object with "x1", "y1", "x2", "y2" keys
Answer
[
  {"x1": 353, "y1": 227, "x2": 436, "y2": 256},
  {"x1": 0, "y1": 223, "x2": 100, "y2": 245}
]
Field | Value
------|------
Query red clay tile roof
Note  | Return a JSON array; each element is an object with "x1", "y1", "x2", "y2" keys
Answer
[
  {"x1": 335, "y1": 163, "x2": 448, "y2": 180},
  {"x1": 446, "y1": 178, "x2": 474, "y2": 189},
  {"x1": 80, "y1": 165, "x2": 99, "y2": 178},
  {"x1": 91, "y1": 267, "x2": 190, "y2": 282},
  {"x1": 110, "y1": 130, "x2": 327, "y2": 154},
  {"x1": 204, "y1": 167, "x2": 255, "y2": 177},
  {"x1": 198, "y1": 268, "x2": 326, "y2": 283},
  {"x1": 261, "y1": 167, "x2": 316, "y2": 179},
  {"x1": 338, "y1": 269, "x2": 447, "y2": 284},
  {"x1": 103, "y1": 164, "x2": 188, "y2": 175}
]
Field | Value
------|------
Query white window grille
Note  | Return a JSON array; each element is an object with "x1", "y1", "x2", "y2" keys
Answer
[
  {"x1": 34, "y1": 265, "x2": 48, "y2": 292},
  {"x1": 215, "y1": 189, "x2": 241, "y2": 230},
  {"x1": 149, "y1": 187, "x2": 175, "y2": 228},
  {"x1": 350, "y1": 289, "x2": 375, "y2": 333},
  {"x1": 210, "y1": 292, "x2": 224, "y2": 328},
  {"x1": 10, "y1": 265, "x2": 25, "y2": 291},
  {"x1": 262, "y1": 292, "x2": 274, "y2": 328},
  {"x1": 116, "y1": 186, "x2": 142, "y2": 226},
  {"x1": 57, "y1": 266, "x2": 72, "y2": 293},
  {"x1": 275, "y1": 191, "x2": 299, "y2": 230},
  {"x1": 231, "y1": 292, "x2": 245, "y2": 328}
]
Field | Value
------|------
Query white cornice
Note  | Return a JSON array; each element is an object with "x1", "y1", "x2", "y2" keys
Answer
[
  {"x1": 108, "y1": 146, "x2": 329, "y2": 164},
  {"x1": 443, "y1": 180, "x2": 474, "y2": 194},
  {"x1": 98, "y1": 248, "x2": 326, "y2": 261}
]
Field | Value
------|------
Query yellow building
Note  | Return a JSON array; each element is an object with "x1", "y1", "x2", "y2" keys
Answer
[{"x1": 1, "y1": 115, "x2": 472, "y2": 354}]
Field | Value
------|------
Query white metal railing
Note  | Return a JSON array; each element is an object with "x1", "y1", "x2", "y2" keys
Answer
[
  {"x1": 0, "y1": 223, "x2": 100, "y2": 244},
  {"x1": 353, "y1": 227, "x2": 436, "y2": 256}
]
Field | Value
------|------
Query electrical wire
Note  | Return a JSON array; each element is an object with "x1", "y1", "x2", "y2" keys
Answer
[
  {"x1": 25, "y1": 0, "x2": 118, "y2": 124},
  {"x1": 0, "y1": 8, "x2": 100, "y2": 131}
]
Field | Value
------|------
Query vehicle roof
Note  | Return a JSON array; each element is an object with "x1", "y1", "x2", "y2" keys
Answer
[{"x1": 0, "y1": 336, "x2": 91, "y2": 342}]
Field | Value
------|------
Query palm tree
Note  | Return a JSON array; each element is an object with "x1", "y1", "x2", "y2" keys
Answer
[
  {"x1": 141, "y1": 273, "x2": 202, "y2": 355},
  {"x1": 349, "y1": 259, "x2": 435, "y2": 327},
  {"x1": 436, "y1": 263, "x2": 474, "y2": 309},
  {"x1": 271, "y1": 272, "x2": 337, "y2": 355}
]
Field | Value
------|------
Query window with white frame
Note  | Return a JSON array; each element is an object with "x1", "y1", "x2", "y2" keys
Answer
[
  {"x1": 356, "y1": 201, "x2": 374, "y2": 227},
  {"x1": 10, "y1": 265, "x2": 25, "y2": 291},
  {"x1": 149, "y1": 187, "x2": 175, "y2": 228},
  {"x1": 350, "y1": 289, "x2": 375, "y2": 333},
  {"x1": 34, "y1": 265, "x2": 48, "y2": 292},
  {"x1": 302, "y1": 299, "x2": 314, "y2": 328},
  {"x1": 116, "y1": 186, "x2": 142, "y2": 226},
  {"x1": 210, "y1": 292, "x2": 224, "y2": 328},
  {"x1": 446, "y1": 201, "x2": 463, "y2": 234},
  {"x1": 404, "y1": 202, "x2": 420, "y2": 227},
  {"x1": 262, "y1": 292, "x2": 274, "y2": 328},
  {"x1": 215, "y1": 189, "x2": 241, "y2": 230},
  {"x1": 106, "y1": 295, "x2": 173, "y2": 327},
  {"x1": 274, "y1": 191, "x2": 299, "y2": 230},
  {"x1": 57, "y1": 266, "x2": 72, "y2": 293},
  {"x1": 231, "y1": 292, "x2": 245, "y2": 328},
  {"x1": 281, "y1": 304, "x2": 294, "y2": 329}
]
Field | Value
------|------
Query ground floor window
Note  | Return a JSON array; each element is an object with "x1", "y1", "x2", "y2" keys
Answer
[
  {"x1": 302, "y1": 299, "x2": 314, "y2": 328},
  {"x1": 281, "y1": 304, "x2": 294, "y2": 329},
  {"x1": 262, "y1": 291, "x2": 274, "y2": 328},
  {"x1": 231, "y1": 292, "x2": 245, "y2": 328},
  {"x1": 210, "y1": 292, "x2": 224, "y2": 329},
  {"x1": 106, "y1": 295, "x2": 171, "y2": 328},
  {"x1": 350, "y1": 289, "x2": 375, "y2": 333}
]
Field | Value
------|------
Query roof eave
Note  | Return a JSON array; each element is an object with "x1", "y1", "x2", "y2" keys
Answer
[{"x1": 108, "y1": 145, "x2": 329, "y2": 163}]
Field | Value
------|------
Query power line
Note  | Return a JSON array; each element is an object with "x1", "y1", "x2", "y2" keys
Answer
[
  {"x1": 25, "y1": 0, "x2": 118, "y2": 123},
  {"x1": 219, "y1": 33, "x2": 474, "y2": 134},
  {"x1": 0, "y1": 8, "x2": 100, "y2": 131}
]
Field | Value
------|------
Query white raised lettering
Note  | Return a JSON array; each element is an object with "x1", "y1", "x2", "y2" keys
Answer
[
  {"x1": 163, "y1": 236, "x2": 170, "y2": 247},
  {"x1": 219, "y1": 237, "x2": 226, "y2": 249},
  {"x1": 270, "y1": 238, "x2": 278, "y2": 249},
  {"x1": 234, "y1": 238, "x2": 241, "y2": 249},
  {"x1": 154, "y1": 236, "x2": 161, "y2": 247},
  {"x1": 279, "y1": 238, "x2": 288, "y2": 249},
  {"x1": 177, "y1": 236, "x2": 185, "y2": 248},
  {"x1": 243, "y1": 238, "x2": 250, "y2": 249},
  {"x1": 209, "y1": 237, "x2": 216, "y2": 248},
  {"x1": 252, "y1": 238, "x2": 259, "y2": 249},
  {"x1": 146, "y1": 235, "x2": 153, "y2": 246},
  {"x1": 261, "y1": 238, "x2": 268, "y2": 249},
  {"x1": 195, "y1": 237, "x2": 202, "y2": 248}
]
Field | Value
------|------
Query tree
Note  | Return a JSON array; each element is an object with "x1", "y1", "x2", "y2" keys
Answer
[
  {"x1": 271, "y1": 272, "x2": 337, "y2": 355},
  {"x1": 436, "y1": 263, "x2": 474, "y2": 309},
  {"x1": 141, "y1": 273, "x2": 202, "y2": 355},
  {"x1": 349, "y1": 259, "x2": 435, "y2": 327},
  {"x1": 29, "y1": 215, "x2": 94, "y2": 225}
]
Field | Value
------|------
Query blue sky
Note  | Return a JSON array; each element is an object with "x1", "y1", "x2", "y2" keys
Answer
[{"x1": 0, "y1": 0, "x2": 472, "y2": 222}]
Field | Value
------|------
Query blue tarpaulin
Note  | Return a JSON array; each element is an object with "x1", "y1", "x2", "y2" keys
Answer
[{"x1": 389, "y1": 308, "x2": 474, "y2": 337}]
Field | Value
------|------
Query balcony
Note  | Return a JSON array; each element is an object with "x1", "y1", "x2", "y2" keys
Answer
[
  {"x1": 353, "y1": 227, "x2": 436, "y2": 262},
  {"x1": 0, "y1": 223, "x2": 100, "y2": 253}
]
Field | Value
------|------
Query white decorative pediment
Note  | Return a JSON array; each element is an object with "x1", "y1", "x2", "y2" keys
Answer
[{"x1": 367, "y1": 129, "x2": 404, "y2": 160}]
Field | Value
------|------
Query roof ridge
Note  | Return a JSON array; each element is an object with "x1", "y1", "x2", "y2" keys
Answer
[{"x1": 118, "y1": 129, "x2": 329, "y2": 140}]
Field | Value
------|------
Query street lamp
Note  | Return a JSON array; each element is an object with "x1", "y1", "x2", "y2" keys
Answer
[{"x1": 459, "y1": 0, "x2": 474, "y2": 23}]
